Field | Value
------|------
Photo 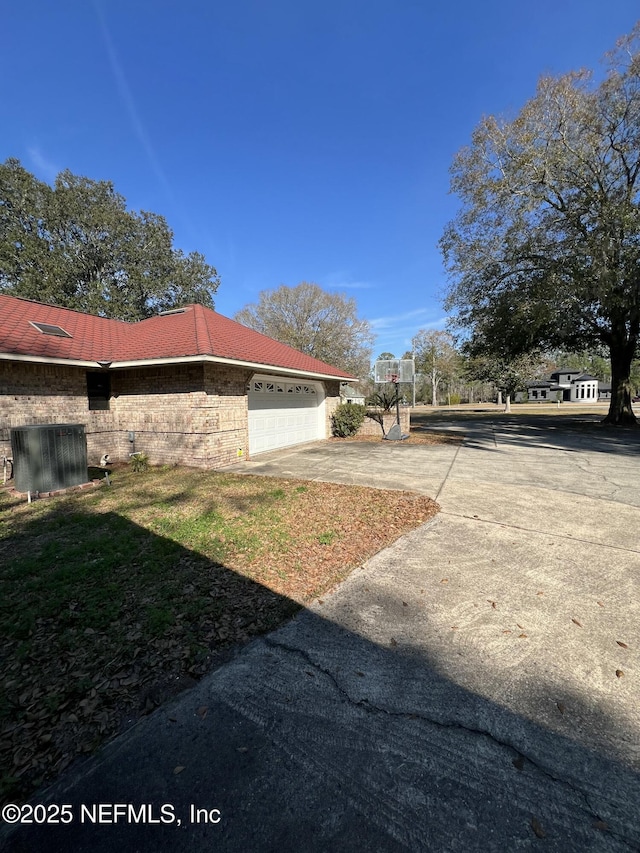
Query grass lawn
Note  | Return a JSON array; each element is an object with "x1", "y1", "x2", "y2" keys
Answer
[{"x1": 0, "y1": 463, "x2": 438, "y2": 805}]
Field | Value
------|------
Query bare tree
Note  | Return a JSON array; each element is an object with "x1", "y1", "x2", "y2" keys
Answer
[
  {"x1": 412, "y1": 329, "x2": 460, "y2": 406},
  {"x1": 235, "y1": 282, "x2": 374, "y2": 377}
]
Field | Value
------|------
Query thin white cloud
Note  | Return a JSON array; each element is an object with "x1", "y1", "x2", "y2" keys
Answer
[
  {"x1": 370, "y1": 312, "x2": 449, "y2": 358},
  {"x1": 330, "y1": 280, "x2": 374, "y2": 290},
  {"x1": 92, "y1": 0, "x2": 173, "y2": 200},
  {"x1": 27, "y1": 147, "x2": 59, "y2": 183},
  {"x1": 322, "y1": 271, "x2": 375, "y2": 290},
  {"x1": 370, "y1": 307, "x2": 440, "y2": 330}
]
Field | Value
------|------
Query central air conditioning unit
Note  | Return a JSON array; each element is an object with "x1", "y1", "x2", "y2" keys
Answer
[{"x1": 10, "y1": 424, "x2": 88, "y2": 493}]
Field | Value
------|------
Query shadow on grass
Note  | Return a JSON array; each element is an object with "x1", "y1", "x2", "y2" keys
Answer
[{"x1": 0, "y1": 506, "x2": 299, "y2": 807}]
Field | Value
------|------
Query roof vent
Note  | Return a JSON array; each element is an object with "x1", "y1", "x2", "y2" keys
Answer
[
  {"x1": 158, "y1": 307, "x2": 191, "y2": 316},
  {"x1": 29, "y1": 321, "x2": 72, "y2": 338}
]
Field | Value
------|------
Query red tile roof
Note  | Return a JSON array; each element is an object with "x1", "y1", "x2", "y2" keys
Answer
[{"x1": 0, "y1": 295, "x2": 353, "y2": 379}]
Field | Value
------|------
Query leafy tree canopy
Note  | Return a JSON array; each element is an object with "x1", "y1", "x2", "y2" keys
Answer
[
  {"x1": 440, "y1": 26, "x2": 640, "y2": 424},
  {"x1": 0, "y1": 159, "x2": 219, "y2": 320},
  {"x1": 235, "y1": 282, "x2": 374, "y2": 378},
  {"x1": 463, "y1": 351, "x2": 554, "y2": 399}
]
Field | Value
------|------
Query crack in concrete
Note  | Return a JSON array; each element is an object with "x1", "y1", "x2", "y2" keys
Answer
[
  {"x1": 434, "y1": 440, "x2": 464, "y2": 502},
  {"x1": 439, "y1": 510, "x2": 640, "y2": 555},
  {"x1": 265, "y1": 637, "x2": 638, "y2": 851}
]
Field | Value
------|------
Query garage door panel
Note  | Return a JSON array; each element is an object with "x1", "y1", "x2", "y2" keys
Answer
[{"x1": 248, "y1": 376, "x2": 323, "y2": 455}]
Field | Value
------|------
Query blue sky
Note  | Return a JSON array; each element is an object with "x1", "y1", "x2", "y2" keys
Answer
[{"x1": 3, "y1": 1, "x2": 639, "y2": 357}]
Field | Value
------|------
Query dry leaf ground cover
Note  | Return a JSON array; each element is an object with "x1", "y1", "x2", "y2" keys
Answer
[
  {"x1": 0, "y1": 464, "x2": 438, "y2": 805},
  {"x1": 331, "y1": 431, "x2": 464, "y2": 445}
]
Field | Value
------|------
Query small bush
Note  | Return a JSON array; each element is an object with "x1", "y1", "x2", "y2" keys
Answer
[
  {"x1": 129, "y1": 452, "x2": 149, "y2": 473},
  {"x1": 449, "y1": 393, "x2": 461, "y2": 405},
  {"x1": 331, "y1": 403, "x2": 367, "y2": 437}
]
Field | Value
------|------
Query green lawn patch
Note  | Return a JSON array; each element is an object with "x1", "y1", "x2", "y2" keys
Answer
[{"x1": 0, "y1": 465, "x2": 437, "y2": 805}]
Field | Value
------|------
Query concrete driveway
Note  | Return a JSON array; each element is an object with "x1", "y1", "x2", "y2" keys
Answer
[{"x1": 5, "y1": 415, "x2": 640, "y2": 852}]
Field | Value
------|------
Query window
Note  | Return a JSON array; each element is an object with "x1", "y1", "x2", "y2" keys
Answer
[{"x1": 87, "y1": 372, "x2": 111, "y2": 410}]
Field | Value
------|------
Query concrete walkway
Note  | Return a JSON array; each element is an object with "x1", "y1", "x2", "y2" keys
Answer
[{"x1": 4, "y1": 416, "x2": 640, "y2": 852}]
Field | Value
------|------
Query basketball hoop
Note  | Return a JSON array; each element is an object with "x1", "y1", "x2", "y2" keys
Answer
[{"x1": 373, "y1": 358, "x2": 414, "y2": 440}]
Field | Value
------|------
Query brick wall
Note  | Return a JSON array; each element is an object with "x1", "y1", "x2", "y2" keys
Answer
[
  {"x1": 0, "y1": 361, "x2": 121, "y2": 462},
  {"x1": 108, "y1": 364, "x2": 209, "y2": 466},
  {"x1": 323, "y1": 379, "x2": 342, "y2": 437},
  {"x1": 1, "y1": 360, "x2": 342, "y2": 469},
  {"x1": 357, "y1": 409, "x2": 410, "y2": 436},
  {"x1": 202, "y1": 364, "x2": 252, "y2": 466}
]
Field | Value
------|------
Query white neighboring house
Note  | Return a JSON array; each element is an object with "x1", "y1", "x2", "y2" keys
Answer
[
  {"x1": 340, "y1": 384, "x2": 366, "y2": 405},
  {"x1": 515, "y1": 370, "x2": 600, "y2": 403}
]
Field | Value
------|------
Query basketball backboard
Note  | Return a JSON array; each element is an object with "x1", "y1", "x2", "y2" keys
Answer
[{"x1": 373, "y1": 358, "x2": 415, "y2": 384}]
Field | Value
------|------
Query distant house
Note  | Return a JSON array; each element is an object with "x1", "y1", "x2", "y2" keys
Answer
[
  {"x1": 340, "y1": 384, "x2": 366, "y2": 405},
  {"x1": 515, "y1": 369, "x2": 600, "y2": 403},
  {"x1": 0, "y1": 295, "x2": 354, "y2": 469},
  {"x1": 598, "y1": 382, "x2": 612, "y2": 400}
]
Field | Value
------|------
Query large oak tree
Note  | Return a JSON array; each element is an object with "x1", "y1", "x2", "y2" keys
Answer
[
  {"x1": 235, "y1": 282, "x2": 374, "y2": 377},
  {"x1": 440, "y1": 26, "x2": 640, "y2": 424},
  {"x1": 0, "y1": 159, "x2": 219, "y2": 320}
]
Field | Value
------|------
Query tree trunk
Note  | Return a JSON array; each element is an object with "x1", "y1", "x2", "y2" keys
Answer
[
  {"x1": 603, "y1": 341, "x2": 637, "y2": 425},
  {"x1": 431, "y1": 368, "x2": 438, "y2": 407}
]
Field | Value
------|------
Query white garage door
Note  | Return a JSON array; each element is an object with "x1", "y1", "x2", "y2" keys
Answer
[{"x1": 248, "y1": 375, "x2": 324, "y2": 455}]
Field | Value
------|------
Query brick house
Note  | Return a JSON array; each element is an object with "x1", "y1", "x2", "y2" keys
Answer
[{"x1": 0, "y1": 295, "x2": 353, "y2": 469}]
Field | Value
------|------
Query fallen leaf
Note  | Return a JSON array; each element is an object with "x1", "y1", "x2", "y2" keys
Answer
[
  {"x1": 195, "y1": 706, "x2": 208, "y2": 719},
  {"x1": 390, "y1": 637, "x2": 398, "y2": 646},
  {"x1": 571, "y1": 618, "x2": 582, "y2": 627},
  {"x1": 537, "y1": 591, "x2": 544, "y2": 596},
  {"x1": 512, "y1": 755, "x2": 525, "y2": 771},
  {"x1": 518, "y1": 633, "x2": 528, "y2": 639},
  {"x1": 403, "y1": 602, "x2": 408, "y2": 607},
  {"x1": 451, "y1": 626, "x2": 459, "y2": 630},
  {"x1": 502, "y1": 629, "x2": 512, "y2": 634},
  {"x1": 174, "y1": 766, "x2": 185, "y2": 775},
  {"x1": 487, "y1": 600, "x2": 497, "y2": 609},
  {"x1": 616, "y1": 641, "x2": 628, "y2": 649},
  {"x1": 616, "y1": 670, "x2": 624, "y2": 678},
  {"x1": 440, "y1": 578, "x2": 449, "y2": 584},
  {"x1": 531, "y1": 817, "x2": 546, "y2": 839},
  {"x1": 517, "y1": 623, "x2": 524, "y2": 629},
  {"x1": 593, "y1": 820, "x2": 609, "y2": 831},
  {"x1": 557, "y1": 702, "x2": 565, "y2": 714},
  {"x1": 236, "y1": 746, "x2": 248, "y2": 753},
  {"x1": 597, "y1": 601, "x2": 604, "y2": 607}
]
